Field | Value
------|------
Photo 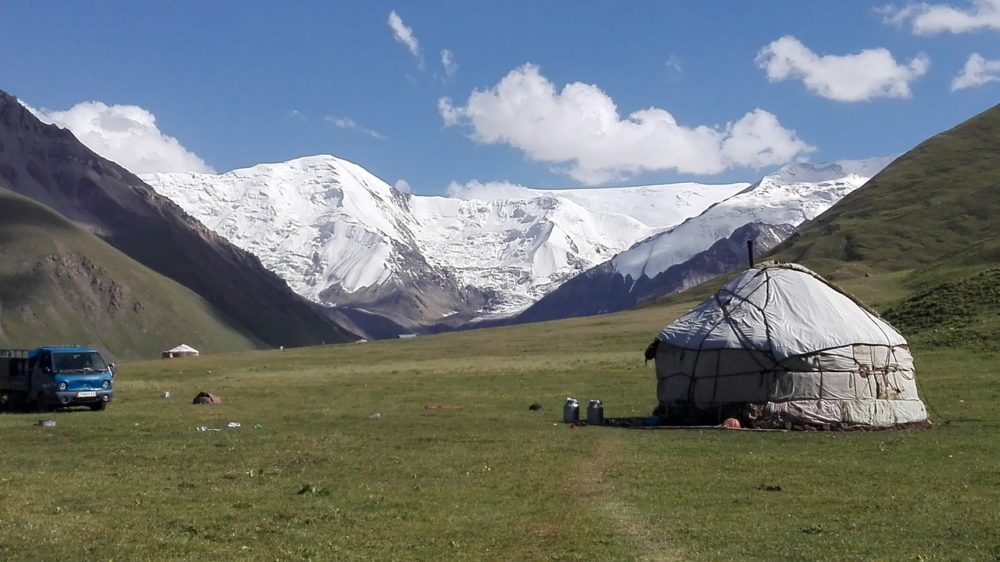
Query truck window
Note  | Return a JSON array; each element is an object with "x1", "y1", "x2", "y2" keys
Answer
[{"x1": 52, "y1": 352, "x2": 108, "y2": 373}]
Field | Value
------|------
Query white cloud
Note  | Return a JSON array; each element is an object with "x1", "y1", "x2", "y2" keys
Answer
[
  {"x1": 441, "y1": 49, "x2": 458, "y2": 77},
  {"x1": 394, "y1": 179, "x2": 412, "y2": 193},
  {"x1": 438, "y1": 97, "x2": 464, "y2": 127},
  {"x1": 324, "y1": 115, "x2": 385, "y2": 139},
  {"x1": 881, "y1": 0, "x2": 1000, "y2": 34},
  {"x1": 952, "y1": 53, "x2": 1000, "y2": 90},
  {"x1": 446, "y1": 180, "x2": 536, "y2": 200},
  {"x1": 719, "y1": 109, "x2": 812, "y2": 168},
  {"x1": 756, "y1": 36, "x2": 930, "y2": 102},
  {"x1": 388, "y1": 10, "x2": 423, "y2": 66},
  {"x1": 438, "y1": 64, "x2": 813, "y2": 185},
  {"x1": 28, "y1": 101, "x2": 214, "y2": 174},
  {"x1": 288, "y1": 108, "x2": 305, "y2": 120},
  {"x1": 665, "y1": 55, "x2": 683, "y2": 78}
]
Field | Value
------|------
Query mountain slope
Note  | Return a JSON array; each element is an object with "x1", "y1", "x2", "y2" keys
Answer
[
  {"x1": 0, "y1": 188, "x2": 259, "y2": 358},
  {"x1": 515, "y1": 222, "x2": 795, "y2": 323},
  {"x1": 514, "y1": 161, "x2": 881, "y2": 323},
  {"x1": 143, "y1": 157, "x2": 746, "y2": 325},
  {"x1": 612, "y1": 161, "x2": 881, "y2": 281},
  {"x1": 143, "y1": 157, "x2": 497, "y2": 327},
  {"x1": 770, "y1": 102, "x2": 1000, "y2": 276},
  {"x1": 0, "y1": 91, "x2": 355, "y2": 347}
]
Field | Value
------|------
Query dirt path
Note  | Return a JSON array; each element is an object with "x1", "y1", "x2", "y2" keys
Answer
[
  {"x1": 500, "y1": 431, "x2": 685, "y2": 561},
  {"x1": 571, "y1": 434, "x2": 686, "y2": 562}
]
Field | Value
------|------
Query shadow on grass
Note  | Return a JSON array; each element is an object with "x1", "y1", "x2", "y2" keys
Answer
[{"x1": 555, "y1": 417, "x2": 709, "y2": 430}]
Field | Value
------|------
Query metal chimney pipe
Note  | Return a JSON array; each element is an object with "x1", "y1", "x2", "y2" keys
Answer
[{"x1": 747, "y1": 239, "x2": 754, "y2": 267}]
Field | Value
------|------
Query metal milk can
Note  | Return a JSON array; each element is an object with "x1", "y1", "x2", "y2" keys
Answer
[
  {"x1": 563, "y1": 397, "x2": 580, "y2": 423},
  {"x1": 587, "y1": 399, "x2": 604, "y2": 425}
]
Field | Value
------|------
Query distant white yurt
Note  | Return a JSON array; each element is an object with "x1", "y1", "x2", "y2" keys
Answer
[
  {"x1": 652, "y1": 263, "x2": 928, "y2": 428},
  {"x1": 162, "y1": 344, "x2": 200, "y2": 359}
]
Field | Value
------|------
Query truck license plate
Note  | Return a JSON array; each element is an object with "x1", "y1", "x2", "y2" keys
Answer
[{"x1": 76, "y1": 391, "x2": 97, "y2": 398}]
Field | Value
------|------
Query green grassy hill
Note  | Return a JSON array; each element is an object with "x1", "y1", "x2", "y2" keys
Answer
[
  {"x1": 0, "y1": 188, "x2": 260, "y2": 359},
  {"x1": 772, "y1": 101, "x2": 1000, "y2": 276},
  {"x1": 882, "y1": 268, "x2": 1000, "y2": 352}
]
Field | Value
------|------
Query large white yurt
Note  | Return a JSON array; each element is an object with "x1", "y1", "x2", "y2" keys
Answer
[{"x1": 652, "y1": 263, "x2": 928, "y2": 428}]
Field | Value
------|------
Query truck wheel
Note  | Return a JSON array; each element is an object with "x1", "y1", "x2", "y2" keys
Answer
[{"x1": 90, "y1": 401, "x2": 108, "y2": 412}]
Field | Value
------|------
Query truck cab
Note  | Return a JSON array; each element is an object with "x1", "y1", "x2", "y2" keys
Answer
[{"x1": 0, "y1": 346, "x2": 115, "y2": 411}]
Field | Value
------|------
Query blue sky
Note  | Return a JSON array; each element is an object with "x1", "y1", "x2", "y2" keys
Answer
[{"x1": 2, "y1": 0, "x2": 998, "y2": 194}]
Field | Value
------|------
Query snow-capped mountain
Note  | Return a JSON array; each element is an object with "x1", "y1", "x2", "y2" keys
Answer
[
  {"x1": 513, "y1": 159, "x2": 888, "y2": 323},
  {"x1": 141, "y1": 156, "x2": 746, "y2": 326},
  {"x1": 611, "y1": 160, "x2": 883, "y2": 281},
  {"x1": 408, "y1": 185, "x2": 743, "y2": 312},
  {"x1": 515, "y1": 222, "x2": 797, "y2": 324}
]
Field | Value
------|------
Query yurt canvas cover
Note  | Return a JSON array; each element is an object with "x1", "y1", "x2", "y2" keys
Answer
[{"x1": 654, "y1": 263, "x2": 927, "y2": 427}]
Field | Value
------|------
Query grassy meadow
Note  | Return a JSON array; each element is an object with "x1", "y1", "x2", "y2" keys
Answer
[{"x1": 1, "y1": 285, "x2": 999, "y2": 561}]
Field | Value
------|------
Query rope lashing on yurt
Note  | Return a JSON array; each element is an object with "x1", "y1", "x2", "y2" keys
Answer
[{"x1": 685, "y1": 272, "x2": 779, "y2": 410}]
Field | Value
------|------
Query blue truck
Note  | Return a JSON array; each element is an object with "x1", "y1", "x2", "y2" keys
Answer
[{"x1": 0, "y1": 346, "x2": 115, "y2": 411}]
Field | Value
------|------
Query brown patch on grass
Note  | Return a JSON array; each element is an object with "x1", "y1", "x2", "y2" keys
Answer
[{"x1": 423, "y1": 403, "x2": 464, "y2": 410}]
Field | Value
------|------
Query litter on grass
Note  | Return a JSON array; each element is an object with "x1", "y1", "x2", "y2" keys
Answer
[
  {"x1": 192, "y1": 392, "x2": 222, "y2": 405},
  {"x1": 196, "y1": 422, "x2": 242, "y2": 431},
  {"x1": 297, "y1": 484, "x2": 329, "y2": 496}
]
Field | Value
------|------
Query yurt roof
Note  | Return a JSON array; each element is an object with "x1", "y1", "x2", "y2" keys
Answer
[
  {"x1": 166, "y1": 344, "x2": 199, "y2": 353},
  {"x1": 658, "y1": 263, "x2": 906, "y2": 361}
]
